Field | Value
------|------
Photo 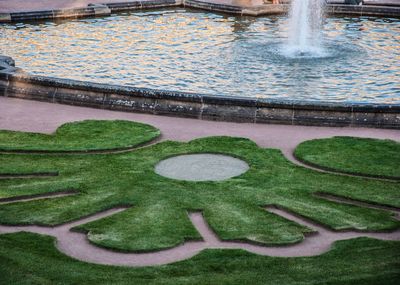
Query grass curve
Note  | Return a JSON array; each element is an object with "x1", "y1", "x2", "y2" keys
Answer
[
  {"x1": 294, "y1": 136, "x2": 400, "y2": 179},
  {"x1": 0, "y1": 120, "x2": 160, "y2": 152}
]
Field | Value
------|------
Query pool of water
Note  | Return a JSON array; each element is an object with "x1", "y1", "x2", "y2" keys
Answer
[{"x1": 1, "y1": 9, "x2": 399, "y2": 104}]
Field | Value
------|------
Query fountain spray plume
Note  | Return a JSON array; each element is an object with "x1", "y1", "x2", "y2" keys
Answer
[{"x1": 286, "y1": 0, "x2": 326, "y2": 57}]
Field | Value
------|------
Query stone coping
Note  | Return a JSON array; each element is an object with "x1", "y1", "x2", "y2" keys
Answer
[
  {"x1": 0, "y1": 1, "x2": 399, "y2": 22},
  {"x1": 0, "y1": 56, "x2": 399, "y2": 129},
  {"x1": 0, "y1": 1, "x2": 182, "y2": 23}
]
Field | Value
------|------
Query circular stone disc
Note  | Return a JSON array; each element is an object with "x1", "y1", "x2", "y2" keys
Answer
[{"x1": 155, "y1": 154, "x2": 249, "y2": 181}]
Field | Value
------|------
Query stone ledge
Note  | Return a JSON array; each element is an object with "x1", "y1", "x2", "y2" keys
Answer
[
  {"x1": 108, "y1": 0, "x2": 182, "y2": 12},
  {"x1": 0, "y1": 56, "x2": 398, "y2": 129},
  {"x1": 184, "y1": 1, "x2": 400, "y2": 17},
  {"x1": 184, "y1": 0, "x2": 243, "y2": 14},
  {"x1": 0, "y1": 13, "x2": 11, "y2": 22},
  {"x1": 89, "y1": 4, "x2": 112, "y2": 16},
  {"x1": 327, "y1": 4, "x2": 400, "y2": 17},
  {"x1": 1, "y1": 1, "x2": 182, "y2": 23},
  {"x1": 1, "y1": 1, "x2": 399, "y2": 22}
]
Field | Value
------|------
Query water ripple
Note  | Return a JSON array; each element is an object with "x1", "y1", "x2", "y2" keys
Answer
[{"x1": 0, "y1": 9, "x2": 399, "y2": 104}]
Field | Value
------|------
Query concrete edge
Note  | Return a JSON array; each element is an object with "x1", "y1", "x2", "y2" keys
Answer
[
  {"x1": 1, "y1": 0, "x2": 183, "y2": 23},
  {"x1": 0, "y1": 1, "x2": 399, "y2": 22},
  {"x1": 184, "y1": 1, "x2": 400, "y2": 17},
  {"x1": 0, "y1": 56, "x2": 399, "y2": 129}
]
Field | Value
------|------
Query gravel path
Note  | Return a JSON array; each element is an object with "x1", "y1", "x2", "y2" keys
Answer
[
  {"x1": 0, "y1": 96, "x2": 399, "y2": 267},
  {"x1": 0, "y1": 202, "x2": 398, "y2": 267},
  {"x1": 1, "y1": 97, "x2": 398, "y2": 162}
]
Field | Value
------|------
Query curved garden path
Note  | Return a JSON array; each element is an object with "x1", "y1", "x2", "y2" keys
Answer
[
  {"x1": 0, "y1": 96, "x2": 399, "y2": 267},
  {"x1": 1, "y1": 97, "x2": 398, "y2": 164},
  {"x1": 0, "y1": 199, "x2": 399, "y2": 267}
]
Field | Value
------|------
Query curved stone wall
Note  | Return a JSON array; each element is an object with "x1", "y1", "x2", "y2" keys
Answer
[
  {"x1": 0, "y1": 1, "x2": 399, "y2": 22},
  {"x1": 0, "y1": 56, "x2": 399, "y2": 129}
]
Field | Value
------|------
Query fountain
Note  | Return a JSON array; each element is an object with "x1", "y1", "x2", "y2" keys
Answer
[
  {"x1": 1, "y1": 4, "x2": 399, "y2": 105},
  {"x1": 284, "y1": 0, "x2": 326, "y2": 58}
]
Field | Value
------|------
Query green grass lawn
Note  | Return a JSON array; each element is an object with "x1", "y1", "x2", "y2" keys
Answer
[
  {"x1": 0, "y1": 233, "x2": 399, "y2": 285},
  {"x1": 294, "y1": 136, "x2": 400, "y2": 179},
  {"x1": 0, "y1": 120, "x2": 160, "y2": 152},
  {"x1": 0, "y1": 120, "x2": 399, "y2": 284}
]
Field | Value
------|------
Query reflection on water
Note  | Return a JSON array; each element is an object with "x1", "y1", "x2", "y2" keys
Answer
[{"x1": 0, "y1": 9, "x2": 399, "y2": 104}]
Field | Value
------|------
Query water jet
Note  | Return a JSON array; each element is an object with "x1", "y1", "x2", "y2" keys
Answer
[{"x1": 284, "y1": 0, "x2": 326, "y2": 58}]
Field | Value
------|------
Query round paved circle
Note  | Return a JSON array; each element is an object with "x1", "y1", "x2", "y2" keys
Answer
[{"x1": 155, "y1": 154, "x2": 249, "y2": 181}]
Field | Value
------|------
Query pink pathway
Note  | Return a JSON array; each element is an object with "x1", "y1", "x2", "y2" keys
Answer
[
  {"x1": 0, "y1": 97, "x2": 399, "y2": 163},
  {"x1": 0, "y1": 0, "x2": 272, "y2": 13},
  {"x1": 0, "y1": 204, "x2": 399, "y2": 267},
  {"x1": 1, "y1": 96, "x2": 400, "y2": 267},
  {"x1": 0, "y1": 0, "x2": 160, "y2": 13}
]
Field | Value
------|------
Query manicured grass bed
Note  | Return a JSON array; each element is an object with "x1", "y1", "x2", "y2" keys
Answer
[
  {"x1": 294, "y1": 136, "x2": 400, "y2": 179},
  {"x1": 0, "y1": 233, "x2": 399, "y2": 285},
  {"x1": 0, "y1": 121, "x2": 399, "y2": 252},
  {"x1": 0, "y1": 120, "x2": 160, "y2": 152}
]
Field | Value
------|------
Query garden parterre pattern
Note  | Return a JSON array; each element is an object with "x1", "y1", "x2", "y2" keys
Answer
[{"x1": 0, "y1": 120, "x2": 399, "y2": 264}]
